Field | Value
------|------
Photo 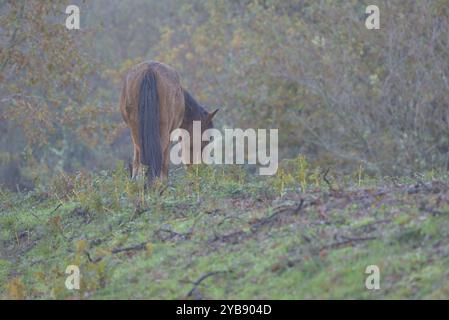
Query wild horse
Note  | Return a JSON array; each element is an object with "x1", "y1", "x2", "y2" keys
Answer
[{"x1": 119, "y1": 61, "x2": 218, "y2": 183}]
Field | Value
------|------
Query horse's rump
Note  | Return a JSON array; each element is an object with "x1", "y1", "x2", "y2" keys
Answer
[{"x1": 120, "y1": 61, "x2": 186, "y2": 182}]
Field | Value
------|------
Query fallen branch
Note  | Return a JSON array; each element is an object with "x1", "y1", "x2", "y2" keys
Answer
[
  {"x1": 154, "y1": 228, "x2": 192, "y2": 242},
  {"x1": 111, "y1": 242, "x2": 147, "y2": 254},
  {"x1": 210, "y1": 230, "x2": 247, "y2": 245},
  {"x1": 85, "y1": 241, "x2": 149, "y2": 263},
  {"x1": 322, "y1": 236, "x2": 377, "y2": 250},
  {"x1": 293, "y1": 199, "x2": 305, "y2": 214},
  {"x1": 251, "y1": 200, "x2": 305, "y2": 230},
  {"x1": 353, "y1": 219, "x2": 391, "y2": 231}
]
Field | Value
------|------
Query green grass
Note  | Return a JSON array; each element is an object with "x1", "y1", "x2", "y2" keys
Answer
[{"x1": 1, "y1": 163, "x2": 449, "y2": 299}]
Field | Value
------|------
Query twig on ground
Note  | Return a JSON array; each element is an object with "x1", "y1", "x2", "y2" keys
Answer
[
  {"x1": 85, "y1": 250, "x2": 102, "y2": 263},
  {"x1": 127, "y1": 206, "x2": 151, "y2": 223},
  {"x1": 49, "y1": 203, "x2": 63, "y2": 215},
  {"x1": 186, "y1": 271, "x2": 228, "y2": 299},
  {"x1": 322, "y1": 168, "x2": 333, "y2": 190},
  {"x1": 29, "y1": 211, "x2": 42, "y2": 221},
  {"x1": 31, "y1": 203, "x2": 62, "y2": 221},
  {"x1": 159, "y1": 184, "x2": 169, "y2": 196}
]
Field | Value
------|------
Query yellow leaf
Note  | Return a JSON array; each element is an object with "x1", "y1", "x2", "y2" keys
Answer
[
  {"x1": 76, "y1": 239, "x2": 87, "y2": 253},
  {"x1": 34, "y1": 271, "x2": 46, "y2": 282},
  {"x1": 7, "y1": 277, "x2": 26, "y2": 300},
  {"x1": 145, "y1": 243, "x2": 153, "y2": 257}
]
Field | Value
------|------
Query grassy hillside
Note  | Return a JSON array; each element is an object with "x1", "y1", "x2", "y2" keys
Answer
[{"x1": 1, "y1": 162, "x2": 449, "y2": 299}]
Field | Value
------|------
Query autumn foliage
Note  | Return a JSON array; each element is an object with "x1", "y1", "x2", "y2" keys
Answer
[{"x1": 1, "y1": 0, "x2": 448, "y2": 189}]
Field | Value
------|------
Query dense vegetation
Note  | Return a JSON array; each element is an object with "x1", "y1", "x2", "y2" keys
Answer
[{"x1": 1, "y1": 0, "x2": 449, "y2": 299}]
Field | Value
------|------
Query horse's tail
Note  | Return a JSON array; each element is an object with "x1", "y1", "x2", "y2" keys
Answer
[{"x1": 138, "y1": 68, "x2": 162, "y2": 181}]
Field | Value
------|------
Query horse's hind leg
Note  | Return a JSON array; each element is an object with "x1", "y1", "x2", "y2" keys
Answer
[
  {"x1": 161, "y1": 145, "x2": 170, "y2": 180},
  {"x1": 160, "y1": 129, "x2": 173, "y2": 180},
  {"x1": 132, "y1": 144, "x2": 140, "y2": 180},
  {"x1": 130, "y1": 131, "x2": 141, "y2": 180}
]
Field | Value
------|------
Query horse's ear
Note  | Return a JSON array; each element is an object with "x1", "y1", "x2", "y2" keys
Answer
[
  {"x1": 207, "y1": 109, "x2": 219, "y2": 121},
  {"x1": 205, "y1": 108, "x2": 219, "y2": 127}
]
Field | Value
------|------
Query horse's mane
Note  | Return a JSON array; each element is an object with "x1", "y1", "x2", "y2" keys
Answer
[{"x1": 183, "y1": 90, "x2": 208, "y2": 121}]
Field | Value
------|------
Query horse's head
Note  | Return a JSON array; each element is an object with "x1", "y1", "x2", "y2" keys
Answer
[
  {"x1": 199, "y1": 107, "x2": 219, "y2": 148},
  {"x1": 182, "y1": 105, "x2": 219, "y2": 149}
]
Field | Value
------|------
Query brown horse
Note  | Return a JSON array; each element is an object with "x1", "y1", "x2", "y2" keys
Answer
[{"x1": 119, "y1": 61, "x2": 218, "y2": 183}]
